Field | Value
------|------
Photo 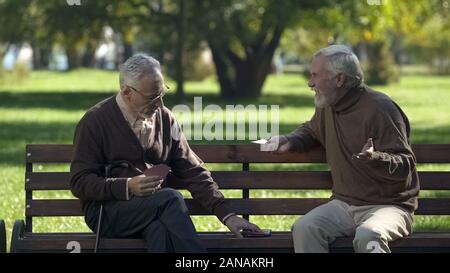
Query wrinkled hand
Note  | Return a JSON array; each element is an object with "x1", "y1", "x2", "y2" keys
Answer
[
  {"x1": 224, "y1": 215, "x2": 262, "y2": 238},
  {"x1": 261, "y1": 135, "x2": 291, "y2": 154},
  {"x1": 128, "y1": 175, "x2": 163, "y2": 197},
  {"x1": 352, "y1": 138, "x2": 374, "y2": 161}
]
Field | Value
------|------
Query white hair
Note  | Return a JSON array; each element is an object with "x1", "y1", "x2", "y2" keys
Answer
[
  {"x1": 119, "y1": 54, "x2": 163, "y2": 88},
  {"x1": 314, "y1": 45, "x2": 364, "y2": 89}
]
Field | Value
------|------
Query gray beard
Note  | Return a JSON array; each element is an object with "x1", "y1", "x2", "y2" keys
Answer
[{"x1": 314, "y1": 92, "x2": 337, "y2": 108}]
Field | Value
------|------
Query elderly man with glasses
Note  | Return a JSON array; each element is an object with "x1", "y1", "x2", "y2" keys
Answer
[{"x1": 70, "y1": 54, "x2": 261, "y2": 253}]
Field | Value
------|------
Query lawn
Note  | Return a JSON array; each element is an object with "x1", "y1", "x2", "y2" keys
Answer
[{"x1": 1, "y1": 69, "x2": 450, "y2": 251}]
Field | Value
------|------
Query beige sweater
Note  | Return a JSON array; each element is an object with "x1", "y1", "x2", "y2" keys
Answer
[{"x1": 285, "y1": 85, "x2": 419, "y2": 212}]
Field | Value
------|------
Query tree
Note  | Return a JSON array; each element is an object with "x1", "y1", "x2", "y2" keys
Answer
[
  {"x1": 0, "y1": 0, "x2": 36, "y2": 62},
  {"x1": 192, "y1": 0, "x2": 332, "y2": 98},
  {"x1": 108, "y1": 0, "x2": 198, "y2": 98},
  {"x1": 402, "y1": 0, "x2": 450, "y2": 74},
  {"x1": 278, "y1": 0, "x2": 440, "y2": 85}
]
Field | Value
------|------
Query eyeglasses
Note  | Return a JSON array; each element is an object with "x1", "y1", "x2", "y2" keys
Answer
[{"x1": 126, "y1": 84, "x2": 170, "y2": 105}]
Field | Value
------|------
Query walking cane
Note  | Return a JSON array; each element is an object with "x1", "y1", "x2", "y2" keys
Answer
[{"x1": 94, "y1": 161, "x2": 129, "y2": 253}]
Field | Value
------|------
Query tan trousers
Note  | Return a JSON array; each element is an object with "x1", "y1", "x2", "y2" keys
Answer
[{"x1": 291, "y1": 199, "x2": 413, "y2": 253}]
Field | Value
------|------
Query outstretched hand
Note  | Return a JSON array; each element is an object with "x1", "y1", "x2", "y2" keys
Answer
[
  {"x1": 352, "y1": 138, "x2": 374, "y2": 161},
  {"x1": 260, "y1": 135, "x2": 291, "y2": 154}
]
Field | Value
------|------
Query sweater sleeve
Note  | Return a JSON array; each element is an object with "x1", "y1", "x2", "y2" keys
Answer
[
  {"x1": 70, "y1": 112, "x2": 128, "y2": 201},
  {"x1": 168, "y1": 116, "x2": 233, "y2": 222},
  {"x1": 364, "y1": 120, "x2": 417, "y2": 182},
  {"x1": 284, "y1": 110, "x2": 322, "y2": 152}
]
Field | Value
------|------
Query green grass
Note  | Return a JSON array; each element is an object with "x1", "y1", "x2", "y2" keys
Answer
[{"x1": 1, "y1": 69, "x2": 450, "y2": 252}]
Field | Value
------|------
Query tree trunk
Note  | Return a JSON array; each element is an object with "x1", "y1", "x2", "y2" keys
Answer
[
  {"x1": 209, "y1": 26, "x2": 283, "y2": 99},
  {"x1": 123, "y1": 41, "x2": 133, "y2": 62},
  {"x1": 66, "y1": 45, "x2": 80, "y2": 70},
  {"x1": 209, "y1": 45, "x2": 236, "y2": 98},
  {"x1": 175, "y1": 0, "x2": 186, "y2": 98},
  {"x1": 30, "y1": 41, "x2": 51, "y2": 70},
  {"x1": 0, "y1": 43, "x2": 10, "y2": 60},
  {"x1": 234, "y1": 54, "x2": 273, "y2": 98},
  {"x1": 81, "y1": 39, "x2": 98, "y2": 67}
]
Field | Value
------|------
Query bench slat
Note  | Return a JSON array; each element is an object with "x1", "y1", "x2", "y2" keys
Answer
[
  {"x1": 25, "y1": 198, "x2": 328, "y2": 216},
  {"x1": 26, "y1": 198, "x2": 450, "y2": 217},
  {"x1": 26, "y1": 145, "x2": 73, "y2": 163},
  {"x1": 19, "y1": 143, "x2": 450, "y2": 252},
  {"x1": 26, "y1": 171, "x2": 334, "y2": 191},
  {"x1": 18, "y1": 232, "x2": 291, "y2": 250},
  {"x1": 413, "y1": 144, "x2": 450, "y2": 163},
  {"x1": 26, "y1": 144, "x2": 450, "y2": 163},
  {"x1": 25, "y1": 171, "x2": 450, "y2": 191},
  {"x1": 13, "y1": 232, "x2": 450, "y2": 252},
  {"x1": 26, "y1": 144, "x2": 327, "y2": 163}
]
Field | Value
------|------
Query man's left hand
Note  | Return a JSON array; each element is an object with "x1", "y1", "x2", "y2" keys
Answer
[
  {"x1": 352, "y1": 138, "x2": 374, "y2": 161},
  {"x1": 224, "y1": 215, "x2": 262, "y2": 238}
]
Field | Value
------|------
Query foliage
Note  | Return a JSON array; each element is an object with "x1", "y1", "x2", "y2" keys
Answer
[{"x1": 191, "y1": 0, "x2": 333, "y2": 98}]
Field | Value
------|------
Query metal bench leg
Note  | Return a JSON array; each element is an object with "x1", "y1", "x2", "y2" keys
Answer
[
  {"x1": 10, "y1": 220, "x2": 25, "y2": 253},
  {"x1": 0, "y1": 219, "x2": 6, "y2": 253}
]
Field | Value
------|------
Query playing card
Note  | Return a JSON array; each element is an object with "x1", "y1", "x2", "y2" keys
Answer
[
  {"x1": 144, "y1": 164, "x2": 171, "y2": 178},
  {"x1": 251, "y1": 139, "x2": 268, "y2": 145}
]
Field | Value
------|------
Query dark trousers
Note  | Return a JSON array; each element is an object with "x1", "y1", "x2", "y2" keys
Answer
[{"x1": 85, "y1": 188, "x2": 207, "y2": 253}]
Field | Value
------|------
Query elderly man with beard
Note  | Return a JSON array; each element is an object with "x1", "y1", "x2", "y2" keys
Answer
[
  {"x1": 262, "y1": 45, "x2": 419, "y2": 253},
  {"x1": 70, "y1": 54, "x2": 261, "y2": 253}
]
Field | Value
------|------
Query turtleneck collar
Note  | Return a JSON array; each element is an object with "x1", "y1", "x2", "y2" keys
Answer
[{"x1": 330, "y1": 85, "x2": 365, "y2": 113}]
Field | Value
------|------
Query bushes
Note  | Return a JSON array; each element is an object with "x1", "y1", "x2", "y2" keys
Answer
[
  {"x1": 183, "y1": 49, "x2": 215, "y2": 81},
  {"x1": 0, "y1": 62, "x2": 30, "y2": 84},
  {"x1": 363, "y1": 41, "x2": 400, "y2": 85},
  {"x1": 165, "y1": 47, "x2": 215, "y2": 82}
]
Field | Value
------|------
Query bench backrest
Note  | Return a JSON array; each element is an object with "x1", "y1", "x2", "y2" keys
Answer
[{"x1": 24, "y1": 144, "x2": 450, "y2": 232}]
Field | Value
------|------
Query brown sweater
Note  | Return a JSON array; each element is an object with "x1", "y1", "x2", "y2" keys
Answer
[
  {"x1": 285, "y1": 85, "x2": 419, "y2": 212},
  {"x1": 70, "y1": 96, "x2": 232, "y2": 221}
]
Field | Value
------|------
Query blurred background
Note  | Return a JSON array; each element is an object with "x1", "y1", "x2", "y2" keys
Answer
[
  {"x1": 1, "y1": 0, "x2": 449, "y2": 96},
  {"x1": 1, "y1": 0, "x2": 449, "y2": 251}
]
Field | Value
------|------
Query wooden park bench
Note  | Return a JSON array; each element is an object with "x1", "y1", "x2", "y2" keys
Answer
[{"x1": 10, "y1": 144, "x2": 450, "y2": 253}]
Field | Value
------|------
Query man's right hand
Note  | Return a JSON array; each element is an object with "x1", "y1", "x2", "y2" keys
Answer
[
  {"x1": 261, "y1": 135, "x2": 291, "y2": 154},
  {"x1": 128, "y1": 175, "x2": 164, "y2": 197}
]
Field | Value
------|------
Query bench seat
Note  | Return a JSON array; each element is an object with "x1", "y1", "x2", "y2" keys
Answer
[
  {"x1": 11, "y1": 219, "x2": 450, "y2": 253},
  {"x1": 10, "y1": 144, "x2": 450, "y2": 253}
]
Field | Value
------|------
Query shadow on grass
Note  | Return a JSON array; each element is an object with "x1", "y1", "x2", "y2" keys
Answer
[
  {"x1": 0, "y1": 91, "x2": 116, "y2": 111},
  {"x1": 0, "y1": 91, "x2": 314, "y2": 110},
  {"x1": 411, "y1": 126, "x2": 450, "y2": 144},
  {"x1": 0, "y1": 121, "x2": 76, "y2": 165},
  {"x1": 167, "y1": 92, "x2": 314, "y2": 109}
]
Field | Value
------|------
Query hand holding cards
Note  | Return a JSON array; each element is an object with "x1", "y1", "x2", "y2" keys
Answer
[
  {"x1": 144, "y1": 164, "x2": 171, "y2": 178},
  {"x1": 129, "y1": 164, "x2": 171, "y2": 197}
]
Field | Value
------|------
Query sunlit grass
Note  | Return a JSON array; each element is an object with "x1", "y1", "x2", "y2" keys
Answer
[{"x1": 1, "y1": 69, "x2": 450, "y2": 252}]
